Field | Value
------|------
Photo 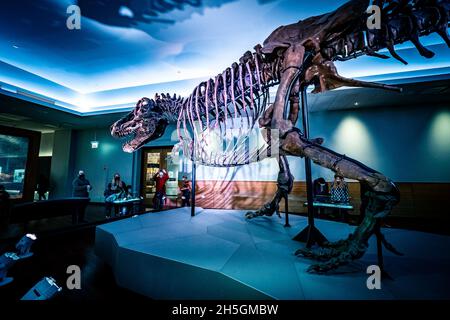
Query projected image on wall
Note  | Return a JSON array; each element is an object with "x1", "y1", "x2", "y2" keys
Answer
[{"x1": 0, "y1": 134, "x2": 29, "y2": 198}]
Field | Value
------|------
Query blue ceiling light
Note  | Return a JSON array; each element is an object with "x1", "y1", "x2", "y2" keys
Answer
[{"x1": 0, "y1": 0, "x2": 448, "y2": 115}]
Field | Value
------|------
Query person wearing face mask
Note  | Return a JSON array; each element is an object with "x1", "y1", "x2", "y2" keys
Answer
[
  {"x1": 72, "y1": 170, "x2": 92, "y2": 198},
  {"x1": 330, "y1": 174, "x2": 349, "y2": 203},
  {"x1": 313, "y1": 177, "x2": 329, "y2": 217},
  {"x1": 72, "y1": 170, "x2": 91, "y2": 223},
  {"x1": 104, "y1": 173, "x2": 127, "y2": 218},
  {"x1": 330, "y1": 174, "x2": 351, "y2": 221},
  {"x1": 153, "y1": 168, "x2": 169, "y2": 210},
  {"x1": 179, "y1": 175, "x2": 191, "y2": 207}
]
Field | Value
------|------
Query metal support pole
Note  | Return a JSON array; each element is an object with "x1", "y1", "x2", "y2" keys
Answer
[
  {"x1": 302, "y1": 88, "x2": 315, "y2": 228},
  {"x1": 293, "y1": 85, "x2": 327, "y2": 246},
  {"x1": 375, "y1": 221, "x2": 392, "y2": 280},
  {"x1": 191, "y1": 132, "x2": 196, "y2": 217},
  {"x1": 284, "y1": 195, "x2": 290, "y2": 227}
]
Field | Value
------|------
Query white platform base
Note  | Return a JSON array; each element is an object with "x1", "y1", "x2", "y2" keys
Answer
[{"x1": 95, "y1": 207, "x2": 450, "y2": 300}]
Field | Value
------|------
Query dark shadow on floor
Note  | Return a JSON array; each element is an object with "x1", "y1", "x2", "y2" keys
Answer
[{"x1": 0, "y1": 226, "x2": 149, "y2": 302}]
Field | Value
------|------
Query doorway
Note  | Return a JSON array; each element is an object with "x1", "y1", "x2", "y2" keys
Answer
[{"x1": 141, "y1": 146, "x2": 180, "y2": 208}]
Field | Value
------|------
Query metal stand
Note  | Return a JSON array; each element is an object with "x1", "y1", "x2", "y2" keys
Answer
[
  {"x1": 374, "y1": 221, "x2": 393, "y2": 280},
  {"x1": 284, "y1": 195, "x2": 290, "y2": 227},
  {"x1": 191, "y1": 134, "x2": 196, "y2": 217},
  {"x1": 293, "y1": 86, "x2": 327, "y2": 247}
]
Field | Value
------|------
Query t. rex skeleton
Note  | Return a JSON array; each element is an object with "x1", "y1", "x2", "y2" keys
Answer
[{"x1": 111, "y1": 0, "x2": 450, "y2": 273}]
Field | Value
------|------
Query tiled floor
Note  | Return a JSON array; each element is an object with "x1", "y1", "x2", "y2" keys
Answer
[{"x1": 96, "y1": 208, "x2": 450, "y2": 300}]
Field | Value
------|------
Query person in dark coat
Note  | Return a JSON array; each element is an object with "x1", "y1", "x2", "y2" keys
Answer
[
  {"x1": 313, "y1": 177, "x2": 329, "y2": 199},
  {"x1": 179, "y1": 175, "x2": 191, "y2": 207},
  {"x1": 71, "y1": 170, "x2": 91, "y2": 223},
  {"x1": 72, "y1": 170, "x2": 92, "y2": 198},
  {"x1": 312, "y1": 177, "x2": 329, "y2": 217},
  {"x1": 36, "y1": 174, "x2": 49, "y2": 200}
]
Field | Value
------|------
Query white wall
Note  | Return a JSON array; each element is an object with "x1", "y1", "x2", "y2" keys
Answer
[
  {"x1": 38, "y1": 132, "x2": 54, "y2": 157},
  {"x1": 309, "y1": 104, "x2": 450, "y2": 182},
  {"x1": 64, "y1": 103, "x2": 450, "y2": 203},
  {"x1": 188, "y1": 104, "x2": 450, "y2": 183},
  {"x1": 70, "y1": 128, "x2": 134, "y2": 202}
]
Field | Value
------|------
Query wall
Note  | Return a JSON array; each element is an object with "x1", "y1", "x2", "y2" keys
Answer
[
  {"x1": 49, "y1": 129, "x2": 72, "y2": 199},
  {"x1": 143, "y1": 124, "x2": 179, "y2": 148},
  {"x1": 178, "y1": 103, "x2": 450, "y2": 219},
  {"x1": 50, "y1": 124, "x2": 178, "y2": 202},
  {"x1": 70, "y1": 128, "x2": 134, "y2": 202},
  {"x1": 308, "y1": 104, "x2": 450, "y2": 183},
  {"x1": 193, "y1": 180, "x2": 450, "y2": 220},
  {"x1": 187, "y1": 104, "x2": 450, "y2": 183},
  {"x1": 38, "y1": 132, "x2": 54, "y2": 157},
  {"x1": 51, "y1": 103, "x2": 450, "y2": 206}
]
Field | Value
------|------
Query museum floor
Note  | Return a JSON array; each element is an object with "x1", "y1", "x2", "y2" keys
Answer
[
  {"x1": 2, "y1": 203, "x2": 449, "y2": 242},
  {"x1": 1, "y1": 207, "x2": 450, "y2": 301},
  {"x1": 96, "y1": 208, "x2": 450, "y2": 300},
  {"x1": 0, "y1": 225, "x2": 147, "y2": 301}
]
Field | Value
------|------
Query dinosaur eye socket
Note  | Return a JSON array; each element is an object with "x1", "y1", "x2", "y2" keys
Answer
[{"x1": 136, "y1": 97, "x2": 154, "y2": 115}]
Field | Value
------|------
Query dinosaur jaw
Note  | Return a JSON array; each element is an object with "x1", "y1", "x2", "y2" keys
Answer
[
  {"x1": 122, "y1": 130, "x2": 151, "y2": 153},
  {"x1": 117, "y1": 119, "x2": 168, "y2": 153}
]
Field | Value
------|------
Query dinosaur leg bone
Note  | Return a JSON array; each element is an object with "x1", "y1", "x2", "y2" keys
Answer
[
  {"x1": 281, "y1": 130, "x2": 400, "y2": 273},
  {"x1": 245, "y1": 155, "x2": 294, "y2": 219}
]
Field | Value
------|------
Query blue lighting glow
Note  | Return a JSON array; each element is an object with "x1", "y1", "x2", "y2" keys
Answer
[{"x1": 0, "y1": 0, "x2": 448, "y2": 114}]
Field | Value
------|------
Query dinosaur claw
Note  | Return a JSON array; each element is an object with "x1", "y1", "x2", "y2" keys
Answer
[
  {"x1": 245, "y1": 211, "x2": 256, "y2": 219},
  {"x1": 388, "y1": 44, "x2": 408, "y2": 65},
  {"x1": 294, "y1": 247, "x2": 309, "y2": 257},
  {"x1": 311, "y1": 137, "x2": 324, "y2": 145},
  {"x1": 307, "y1": 264, "x2": 325, "y2": 274}
]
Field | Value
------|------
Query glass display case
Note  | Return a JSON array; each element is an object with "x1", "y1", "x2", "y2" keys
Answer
[{"x1": 0, "y1": 134, "x2": 29, "y2": 199}]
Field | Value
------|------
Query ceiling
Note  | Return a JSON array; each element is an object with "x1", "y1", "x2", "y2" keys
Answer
[
  {"x1": 0, "y1": 0, "x2": 449, "y2": 114},
  {"x1": 0, "y1": 93, "x2": 127, "y2": 132}
]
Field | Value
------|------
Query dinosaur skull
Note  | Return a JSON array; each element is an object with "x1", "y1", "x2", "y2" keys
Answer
[{"x1": 111, "y1": 97, "x2": 168, "y2": 153}]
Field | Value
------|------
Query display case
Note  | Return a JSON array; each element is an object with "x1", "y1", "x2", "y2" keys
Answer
[{"x1": 0, "y1": 126, "x2": 40, "y2": 202}]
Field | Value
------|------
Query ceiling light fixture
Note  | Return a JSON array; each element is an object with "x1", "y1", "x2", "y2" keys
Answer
[
  {"x1": 17, "y1": 90, "x2": 55, "y2": 105},
  {"x1": 0, "y1": 84, "x2": 17, "y2": 94}
]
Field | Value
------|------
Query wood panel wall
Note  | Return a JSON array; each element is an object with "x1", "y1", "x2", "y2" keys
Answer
[{"x1": 192, "y1": 180, "x2": 450, "y2": 219}]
